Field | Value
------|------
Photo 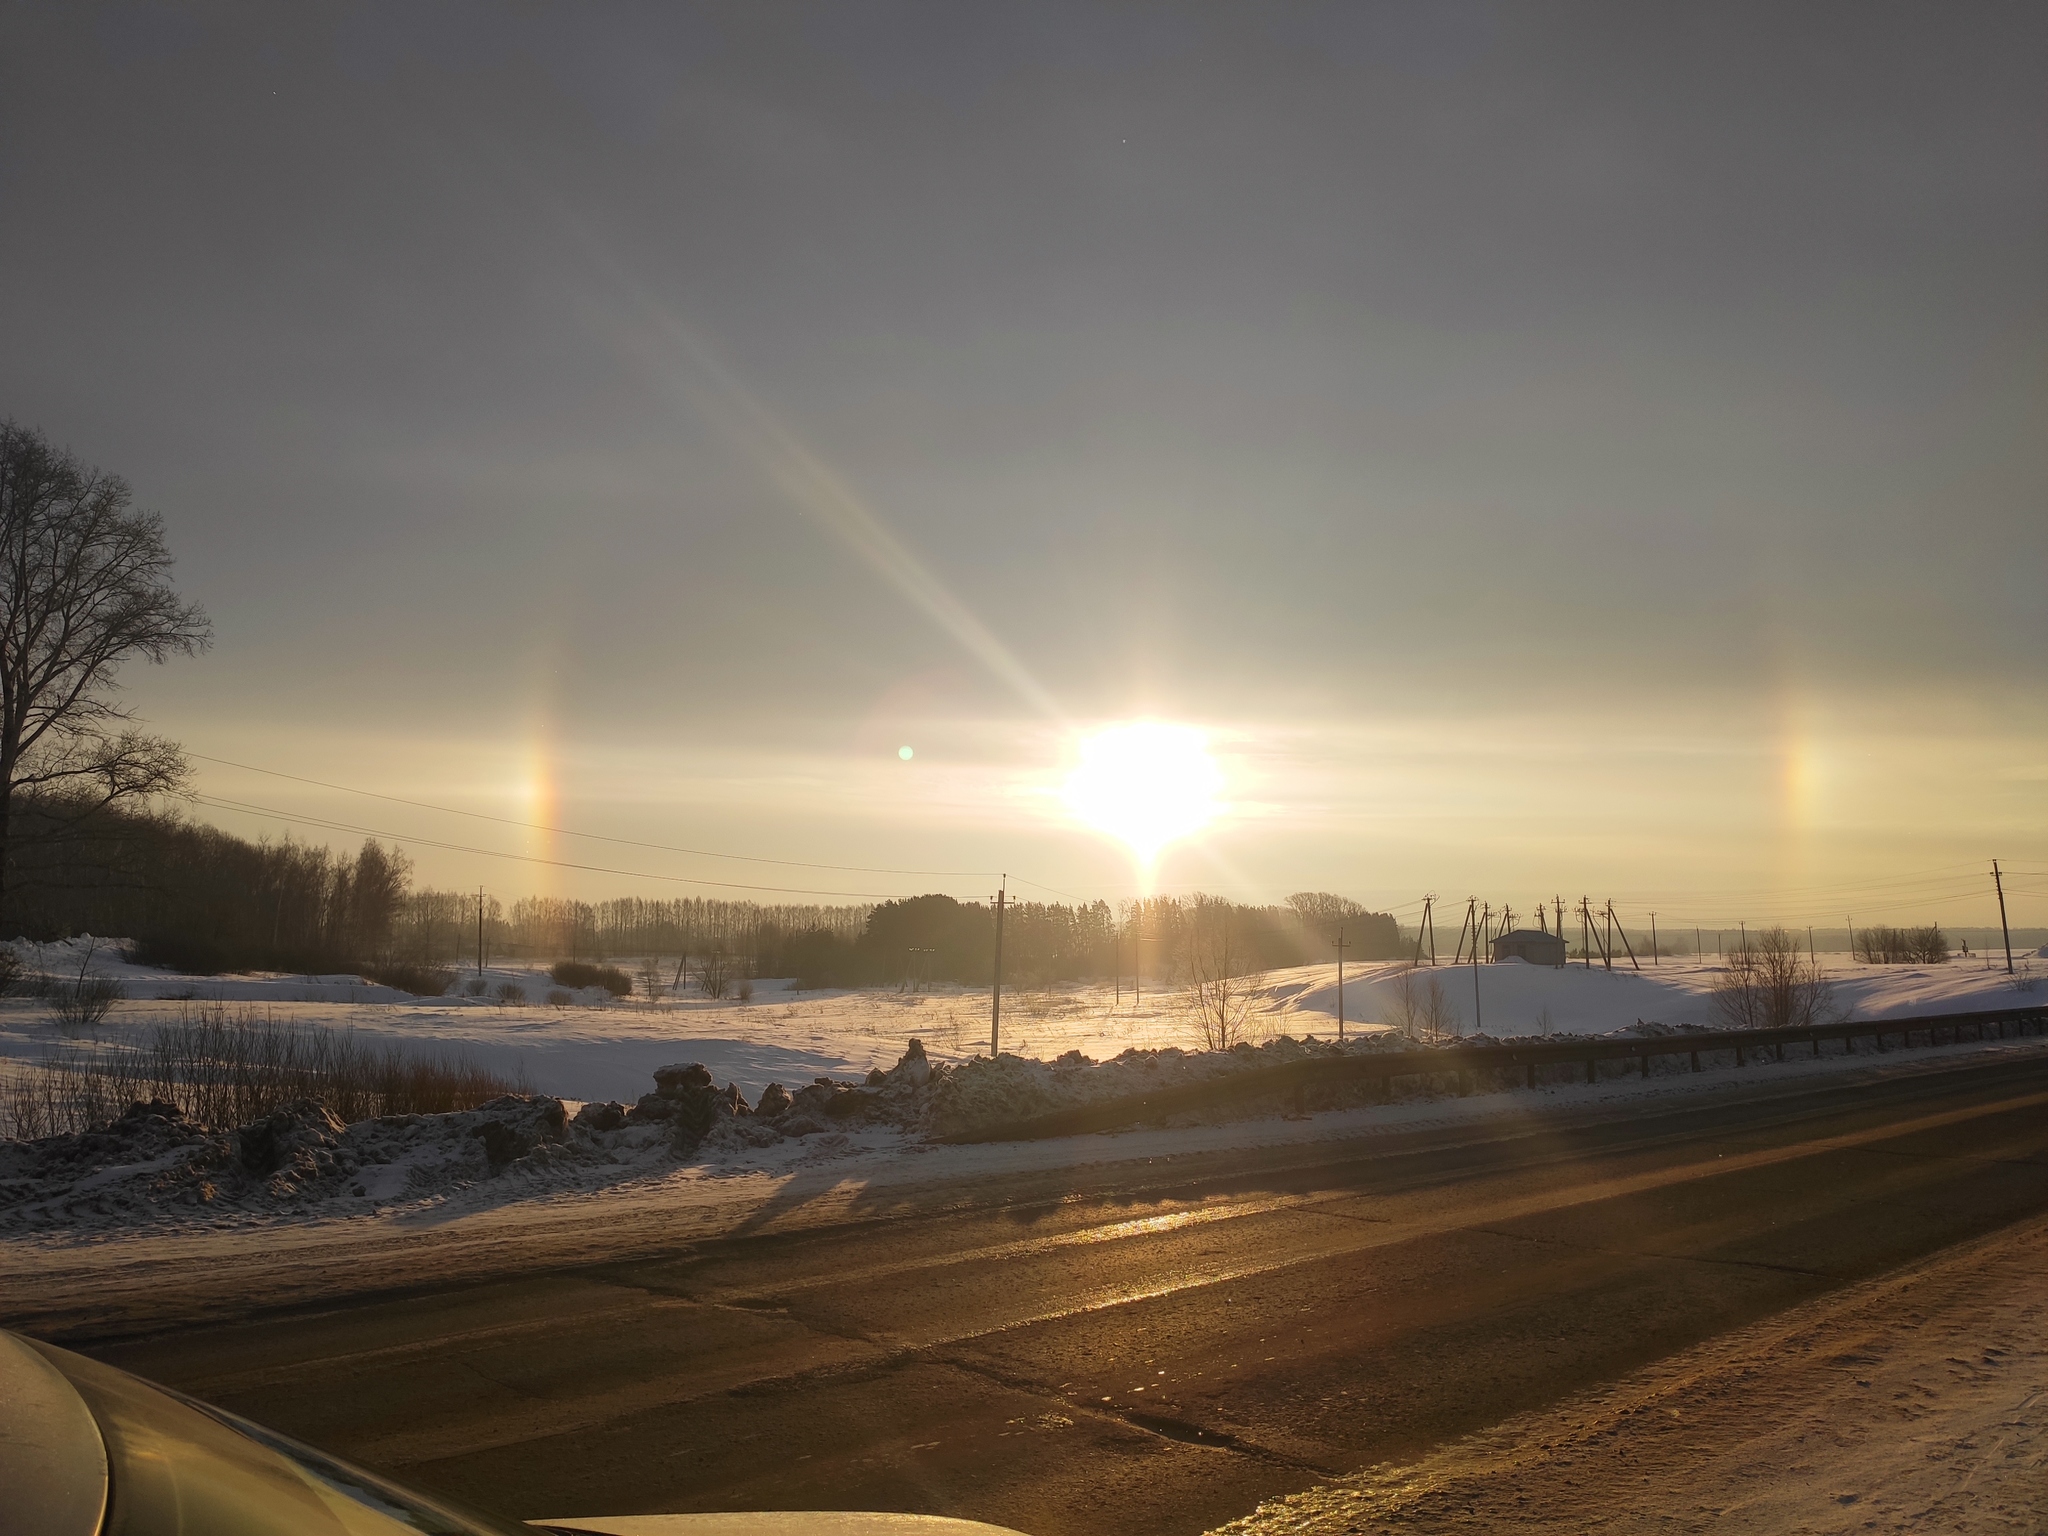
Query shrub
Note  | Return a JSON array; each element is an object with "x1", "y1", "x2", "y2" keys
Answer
[
  {"x1": 1855, "y1": 924, "x2": 1950, "y2": 965},
  {"x1": 736, "y1": 978, "x2": 753, "y2": 1003},
  {"x1": 495, "y1": 981, "x2": 527, "y2": 1005},
  {"x1": 362, "y1": 961, "x2": 452, "y2": 997},
  {"x1": 51, "y1": 976, "x2": 123, "y2": 1034},
  {"x1": 1713, "y1": 927, "x2": 1842, "y2": 1030},
  {"x1": 462, "y1": 976, "x2": 488, "y2": 997},
  {"x1": 548, "y1": 960, "x2": 632, "y2": 997},
  {"x1": 1, "y1": 1005, "x2": 530, "y2": 1139},
  {"x1": 546, "y1": 988, "x2": 573, "y2": 1007}
]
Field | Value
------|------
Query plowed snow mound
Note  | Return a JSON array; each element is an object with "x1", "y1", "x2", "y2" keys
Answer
[{"x1": 0, "y1": 1094, "x2": 627, "y2": 1231}]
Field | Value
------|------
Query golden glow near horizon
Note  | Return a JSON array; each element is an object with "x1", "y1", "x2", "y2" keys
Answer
[{"x1": 1062, "y1": 721, "x2": 1224, "y2": 873}]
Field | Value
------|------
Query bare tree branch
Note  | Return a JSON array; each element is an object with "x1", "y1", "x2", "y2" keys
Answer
[{"x1": 0, "y1": 422, "x2": 211, "y2": 920}]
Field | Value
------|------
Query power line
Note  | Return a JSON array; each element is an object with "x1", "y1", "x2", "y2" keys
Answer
[
  {"x1": 188, "y1": 752, "x2": 1002, "y2": 880},
  {"x1": 191, "y1": 794, "x2": 911, "y2": 900}
]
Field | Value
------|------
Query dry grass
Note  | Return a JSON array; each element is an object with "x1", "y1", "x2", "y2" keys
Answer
[{"x1": 2, "y1": 1003, "x2": 529, "y2": 1140}]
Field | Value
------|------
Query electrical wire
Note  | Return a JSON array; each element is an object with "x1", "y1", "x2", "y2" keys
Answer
[
  {"x1": 189, "y1": 752, "x2": 1002, "y2": 879},
  {"x1": 191, "y1": 794, "x2": 917, "y2": 900}
]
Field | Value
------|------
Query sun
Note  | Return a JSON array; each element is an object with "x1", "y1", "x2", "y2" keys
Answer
[{"x1": 1061, "y1": 721, "x2": 1223, "y2": 869}]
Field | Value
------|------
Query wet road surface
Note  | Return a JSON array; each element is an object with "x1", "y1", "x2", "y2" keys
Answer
[{"x1": 77, "y1": 1054, "x2": 2048, "y2": 1536}]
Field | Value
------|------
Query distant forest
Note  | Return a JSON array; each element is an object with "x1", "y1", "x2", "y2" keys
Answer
[{"x1": 2, "y1": 797, "x2": 1404, "y2": 990}]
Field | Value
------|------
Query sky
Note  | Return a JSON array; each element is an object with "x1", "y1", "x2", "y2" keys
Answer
[{"x1": 1, "y1": 2, "x2": 2043, "y2": 930}]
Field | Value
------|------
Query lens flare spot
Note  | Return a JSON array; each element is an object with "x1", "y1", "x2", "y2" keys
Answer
[
  {"x1": 898, "y1": 745, "x2": 914, "y2": 760},
  {"x1": 1062, "y1": 721, "x2": 1222, "y2": 865}
]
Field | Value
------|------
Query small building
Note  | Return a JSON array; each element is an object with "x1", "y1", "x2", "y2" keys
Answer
[{"x1": 1492, "y1": 928, "x2": 1566, "y2": 967}]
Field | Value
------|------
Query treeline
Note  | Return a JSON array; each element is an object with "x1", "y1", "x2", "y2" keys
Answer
[
  {"x1": 2, "y1": 796, "x2": 1402, "y2": 988},
  {"x1": 5, "y1": 797, "x2": 410, "y2": 976},
  {"x1": 747, "y1": 891, "x2": 1403, "y2": 990},
  {"x1": 1854, "y1": 924, "x2": 1950, "y2": 965}
]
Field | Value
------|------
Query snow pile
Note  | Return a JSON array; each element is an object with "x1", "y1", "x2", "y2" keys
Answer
[
  {"x1": 600, "y1": 1033, "x2": 1430, "y2": 1145},
  {"x1": 0, "y1": 1093, "x2": 629, "y2": 1232}
]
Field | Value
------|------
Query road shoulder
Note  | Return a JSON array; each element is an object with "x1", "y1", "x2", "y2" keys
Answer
[{"x1": 1213, "y1": 1209, "x2": 2048, "y2": 1534}]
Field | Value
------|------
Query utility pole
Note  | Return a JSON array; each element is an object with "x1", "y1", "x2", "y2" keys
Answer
[
  {"x1": 1413, "y1": 895, "x2": 1436, "y2": 967},
  {"x1": 1649, "y1": 912, "x2": 1659, "y2": 966},
  {"x1": 1581, "y1": 898, "x2": 1591, "y2": 969},
  {"x1": 1993, "y1": 861, "x2": 2014, "y2": 975},
  {"x1": 1333, "y1": 927, "x2": 1352, "y2": 1042},
  {"x1": 1846, "y1": 915, "x2": 1855, "y2": 962},
  {"x1": 1607, "y1": 902, "x2": 1639, "y2": 971},
  {"x1": 1470, "y1": 913, "x2": 1482, "y2": 1034},
  {"x1": 477, "y1": 887, "x2": 485, "y2": 977},
  {"x1": 1133, "y1": 904, "x2": 1142, "y2": 1009},
  {"x1": 991, "y1": 878, "x2": 1008, "y2": 1056},
  {"x1": 1554, "y1": 896, "x2": 1565, "y2": 945}
]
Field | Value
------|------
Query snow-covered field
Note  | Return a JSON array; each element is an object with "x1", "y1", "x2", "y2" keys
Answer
[{"x1": 1, "y1": 937, "x2": 2039, "y2": 1106}]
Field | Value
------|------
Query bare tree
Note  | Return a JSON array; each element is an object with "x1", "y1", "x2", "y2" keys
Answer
[
  {"x1": 1712, "y1": 926, "x2": 1842, "y2": 1031},
  {"x1": 697, "y1": 943, "x2": 732, "y2": 1000},
  {"x1": 1181, "y1": 900, "x2": 1266, "y2": 1051},
  {"x1": 1379, "y1": 964, "x2": 1458, "y2": 1042},
  {"x1": 0, "y1": 424, "x2": 210, "y2": 918},
  {"x1": 1418, "y1": 972, "x2": 1459, "y2": 1041}
]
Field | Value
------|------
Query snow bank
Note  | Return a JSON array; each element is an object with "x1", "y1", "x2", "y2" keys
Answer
[{"x1": 0, "y1": 1093, "x2": 638, "y2": 1233}]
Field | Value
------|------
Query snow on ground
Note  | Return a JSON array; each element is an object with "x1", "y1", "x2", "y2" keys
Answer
[
  {"x1": 1210, "y1": 1206, "x2": 2048, "y2": 1535},
  {"x1": 0, "y1": 938, "x2": 2040, "y2": 1107}
]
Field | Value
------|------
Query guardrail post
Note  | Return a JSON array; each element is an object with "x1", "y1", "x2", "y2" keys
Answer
[{"x1": 1690, "y1": 1049, "x2": 1700, "y2": 1072}]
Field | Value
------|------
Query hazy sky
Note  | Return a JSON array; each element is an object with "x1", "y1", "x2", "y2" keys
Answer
[{"x1": 2, "y1": 3, "x2": 2043, "y2": 926}]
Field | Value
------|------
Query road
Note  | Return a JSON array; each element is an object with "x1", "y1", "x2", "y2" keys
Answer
[{"x1": 68, "y1": 1052, "x2": 2048, "y2": 1536}]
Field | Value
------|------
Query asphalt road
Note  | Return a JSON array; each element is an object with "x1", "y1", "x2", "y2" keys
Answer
[{"x1": 80, "y1": 1054, "x2": 2048, "y2": 1536}]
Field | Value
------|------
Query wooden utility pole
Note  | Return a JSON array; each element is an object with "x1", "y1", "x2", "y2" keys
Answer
[
  {"x1": 1845, "y1": 916, "x2": 1854, "y2": 962},
  {"x1": 1133, "y1": 904, "x2": 1142, "y2": 1009},
  {"x1": 1333, "y1": 926, "x2": 1352, "y2": 1042},
  {"x1": 1581, "y1": 898, "x2": 1592, "y2": 969},
  {"x1": 1606, "y1": 901, "x2": 1638, "y2": 970},
  {"x1": 1470, "y1": 910, "x2": 1483, "y2": 1033},
  {"x1": 1993, "y1": 861, "x2": 2013, "y2": 975},
  {"x1": 1649, "y1": 912, "x2": 1659, "y2": 966},
  {"x1": 991, "y1": 879, "x2": 1008, "y2": 1056},
  {"x1": 476, "y1": 887, "x2": 485, "y2": 977},
  {"x1": 1413, "y1": 895, "x2": 1436, "y2": 967}
]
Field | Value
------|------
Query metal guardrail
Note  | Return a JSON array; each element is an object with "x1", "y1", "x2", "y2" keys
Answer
[{"x1": 938, "y1": 1003, "x2": 2048, "y2": 1145}]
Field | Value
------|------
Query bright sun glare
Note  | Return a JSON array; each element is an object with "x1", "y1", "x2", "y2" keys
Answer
[{"x1": 1061, "y1": 721, "x2": 1223, "y2": 869}]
